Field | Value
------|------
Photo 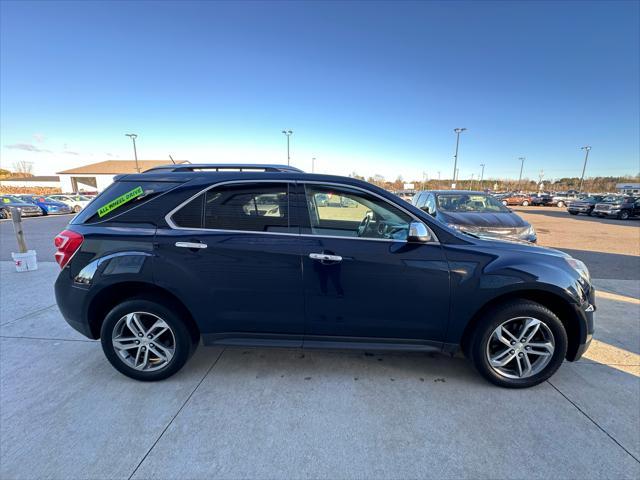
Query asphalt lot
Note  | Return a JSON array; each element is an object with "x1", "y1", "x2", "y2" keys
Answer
[{"x1": 0, "y1": 206, "x2": 639, "y2": 479}]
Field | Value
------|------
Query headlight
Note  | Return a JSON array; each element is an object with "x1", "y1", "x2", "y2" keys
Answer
[
  {"x1": 566, "y1": 257, "x2": 590, "y2": 283},
  {"x1": 518, "y1": 225, "x2": 536, "y2": 238}
]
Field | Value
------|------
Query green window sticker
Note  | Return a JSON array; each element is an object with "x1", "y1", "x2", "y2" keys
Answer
[{"x1": 97, "y1": 186, "x2": 144, "y2": 217}]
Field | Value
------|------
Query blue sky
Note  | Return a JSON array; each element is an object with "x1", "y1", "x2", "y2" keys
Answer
[{"x1": 1, "y1": 0, "x2": 638, "y2": 181}]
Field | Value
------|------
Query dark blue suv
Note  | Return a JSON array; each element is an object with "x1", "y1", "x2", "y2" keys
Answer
[{"x1": 54, "y1": 164, "x2": 595, "y2": 388}]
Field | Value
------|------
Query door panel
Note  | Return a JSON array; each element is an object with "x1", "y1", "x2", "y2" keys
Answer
[
  {"x1": 155, "y1": 181, "x2": 305, "y2": 342},
  {"x1": 302, "y1": 238, "x2": 450, "y2": 341},
  {"x1": 155, "y1": 230, "x2": 305, "y2": 339},
  {"x1": 297, "y1": 183, "x2": 451, "y2": 342}
]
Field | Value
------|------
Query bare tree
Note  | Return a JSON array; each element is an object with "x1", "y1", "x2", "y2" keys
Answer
[{"x1": 12, "y1": 160, "x2": 34, "y2": 176}]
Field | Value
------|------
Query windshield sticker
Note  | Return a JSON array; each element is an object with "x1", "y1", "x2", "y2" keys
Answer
[{"x1": 97, "y1": 186, "x2": 144, "y2": 217}]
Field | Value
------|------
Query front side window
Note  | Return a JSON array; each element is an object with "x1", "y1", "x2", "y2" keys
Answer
[{"x1": 303, "y1": 184, "x2": 411, "y2": 240}]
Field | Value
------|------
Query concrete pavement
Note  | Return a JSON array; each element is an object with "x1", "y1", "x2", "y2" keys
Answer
[{"x1": 0, "y1": 261, "x2": 638, "y2": 479}]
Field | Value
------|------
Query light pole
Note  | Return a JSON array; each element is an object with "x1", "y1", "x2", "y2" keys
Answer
[
  {"x1": 312, "y1": 156, "x2": 316, "y2": 173},
  {"x1": 479, "y1": 163, "x2": 485, "y2": 190},
  {"x1": 125, "y1": 133, "x2": 140, "y2": 173},
  {"x1": 452, "y1": 128, "x2": 466, "y2": 188},
  {"x1": 281, "y1": 130, "x2": 293, "y2": 165},
  {"x1": 579, "y1": 146, "x2": 591, "y2": 193},
  {"x1": 470, "y1": 173, "x2": 475, "y2": 190},
  {"x1": 517, "y1": 157, "x2": 525, "y2": 191}
]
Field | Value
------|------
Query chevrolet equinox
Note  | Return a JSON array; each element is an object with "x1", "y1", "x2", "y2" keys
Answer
[{"x1": 54, "y1": 164, "x2": 595, "y2": 388}]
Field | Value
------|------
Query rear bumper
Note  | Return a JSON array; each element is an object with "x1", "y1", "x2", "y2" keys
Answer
[{"x1": 54, "y1": 270, "x2": 96, "y2": 339}]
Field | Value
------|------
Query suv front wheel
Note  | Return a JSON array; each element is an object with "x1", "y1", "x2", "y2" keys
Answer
[
  {"x1": 468, "y1": 300, "x2": 567, "y2": 388},
  {"x1": 100, "y1": 297, "x2": 198, "y2": 381}
]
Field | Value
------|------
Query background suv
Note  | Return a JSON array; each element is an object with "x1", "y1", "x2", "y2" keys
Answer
[
  {"x1": 593, "y1": 196, "x2": 640, "y2": 220},
  {"x1": 500, "y1": 193, "x2": 532, "y2": 206},
  {"x1": 54, "y1": 164, "x2": 594, "y2": 388}
]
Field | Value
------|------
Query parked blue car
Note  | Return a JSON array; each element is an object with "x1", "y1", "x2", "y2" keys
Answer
[{"x1": 17, "y1": 195, "x2": 73, "y2": 215}]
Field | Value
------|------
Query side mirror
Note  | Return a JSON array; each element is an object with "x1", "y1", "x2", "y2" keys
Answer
[{"x1": 408, "y1": 221, "x2": 432, "y2": 243}]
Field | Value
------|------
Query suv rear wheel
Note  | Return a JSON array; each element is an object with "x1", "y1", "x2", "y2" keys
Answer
[
  {"x1": 618, "y1": 210, "x2": 630, "y2": 220},
  {"x1": 468, "y1": 300, "x2": 567, "y2": 388},
  {"x1": 521, "y1": 200, "x2": 529, "y2": 206},
  {"x1": 100, "y1": 297, "x2": 198, "y2": 381}
]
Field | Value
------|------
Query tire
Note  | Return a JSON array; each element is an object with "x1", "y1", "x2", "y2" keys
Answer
[
  {"x1": 557, "y1": 201, "x2": 565, "y2": 208},
  {"x1": 73, "y1": 205, "x2": 82, "y2": 213},
  {"x1": 467, "y1": 300, "x2": 568, "y2": 388},
  {"x1": 521, "y1": 200, "x2": 529, "y2": 207},
  {"x1": 502, "y1": 200, "x2": 508, "y2": 206},
  {"x1": 569, "y1": 211, "x2": 579, "y2": 215},
  {"x1": 618, "y1": 211, "x2": 630, "y2": 220},
  {"x1": 587, "y1": 210, "x2": 593, "y2": 216},
  {"x1": 100, "y1": 297, "x2": 198, "y2": 381},
  {"x1": 0, "y1": 208, "x2": 9, "y2": 219}
]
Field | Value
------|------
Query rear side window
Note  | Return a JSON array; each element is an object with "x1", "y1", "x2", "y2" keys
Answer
[
  {"x1": 172, "y1": 195, "x2": 204, "y2": 228},
  {"x1": 170, "y1": 182, "x2": 290, "y2": 233},
  {"x1": 205, "y1": 183, "x2": 289, "y2": 232},
  {"x1": 72, "y1": 181, "x2": 179, "y2": 224}
]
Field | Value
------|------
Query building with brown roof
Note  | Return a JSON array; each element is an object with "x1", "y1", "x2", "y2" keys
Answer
[{"x1": 56, "y1": 160, "x2": 188, "y2": 192}]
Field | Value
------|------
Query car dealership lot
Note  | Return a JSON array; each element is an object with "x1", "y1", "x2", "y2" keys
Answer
[{"x1": 1, "y1": 207, "x2": 639, "y2": 479}]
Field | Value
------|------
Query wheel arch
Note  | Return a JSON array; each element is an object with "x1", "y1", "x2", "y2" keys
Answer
[
  {"x1": 460, "y1": 289, "x2": 584, "y2": 361},
  {"x1": 87, "y1": 281, "x2": 200, "y2": 343}
]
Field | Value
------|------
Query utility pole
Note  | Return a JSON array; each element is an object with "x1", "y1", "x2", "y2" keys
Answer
[
  {"x1": 579, "y1": 146, "x2": 591, "y2": 193},
  {"x1": 517, "y1": 157, "x2": 525, "y2": 191},
  {"x1": 125, "y1": 133, "x2": 140, "y2": 173},
  {"x1": 312, "y1": 156, "x2": 316, "y2": 173},
  {"x1": 281, "y1": 130, "x2": 293, "y2": 165},
  {"x1": 470, "y1": 173, "x2": 474, "y2": 190},
  {"x1": 479, "y1": 163, "x2": 485, "y2": 190},
  {"x1": 452, "y1": 128, "x2": 466, "y2": 188}
]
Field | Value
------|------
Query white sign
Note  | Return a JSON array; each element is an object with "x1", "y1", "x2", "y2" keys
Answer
[{"x1": 403, "y1": 183, "x2": 415, "y2": 190}]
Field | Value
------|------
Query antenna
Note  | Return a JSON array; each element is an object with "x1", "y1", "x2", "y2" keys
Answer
[{"x1": 169, "y1": 155, "x2": 176, "y2": 164}]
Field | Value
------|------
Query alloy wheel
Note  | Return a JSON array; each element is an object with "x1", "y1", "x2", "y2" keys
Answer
[
  {"x1": 111, "y1": 312, "x2": 176, "y2": 372},
  {"x1": 486, "y1": 316, "x2": 555, "y2": 379}
]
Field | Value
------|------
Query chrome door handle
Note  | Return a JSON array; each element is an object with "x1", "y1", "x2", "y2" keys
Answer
[
  {"x1": 309, "y1": 253, "x2": 342, "y2": 262},
  {"x1": 175, "y1": 241, "x2": 207, "y2": 249}
]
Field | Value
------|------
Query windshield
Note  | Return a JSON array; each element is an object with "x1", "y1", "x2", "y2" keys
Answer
[
  {"x1": 1, "y1": 196, "x2": 27, "y2": 204},
  {"x1": 436, "y1": 194, "x2": 510, "y2": 212}
]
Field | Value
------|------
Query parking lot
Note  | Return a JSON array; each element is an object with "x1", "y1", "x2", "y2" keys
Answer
[{"x1": 1, "y1": 208, "x2": 639, "y2": 479}]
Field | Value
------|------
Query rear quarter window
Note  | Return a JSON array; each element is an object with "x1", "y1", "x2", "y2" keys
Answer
[{"x1": 72, "y1": 181, "x2": 180, "y2": 224}]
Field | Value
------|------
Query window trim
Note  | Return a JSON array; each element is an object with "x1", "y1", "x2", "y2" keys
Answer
[{"x1": 165, "y1": 179, "x2": 439, "y2": 244}]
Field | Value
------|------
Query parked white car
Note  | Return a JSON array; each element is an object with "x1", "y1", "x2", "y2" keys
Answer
[{"x1": 48, "y1": 194, "x2": 92, "y2": 213}]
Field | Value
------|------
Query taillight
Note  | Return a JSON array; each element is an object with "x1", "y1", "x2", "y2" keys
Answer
[{"x1": 54, "y1": 230, "x2": 84, "y2": 268}]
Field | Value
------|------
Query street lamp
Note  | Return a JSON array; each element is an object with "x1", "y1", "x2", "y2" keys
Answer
[
  {"x1": 517, "y1": 157, "x2": 525, "y2": 191},
  {"x1": 452, "y1": 127, "x2": 466, "y2": 188},
  {"x1": 281, "y1": 130, "x2": 293, "y2": 166},
  {"x1": 479, "y1": 163, "x2": 485, "y2": 190},
  {"x1": 125, "y1": 133, "x2": 140, "y2": 173},
  {"x1": 579, "y1": 146, "x2": 592, "y2": 193}
]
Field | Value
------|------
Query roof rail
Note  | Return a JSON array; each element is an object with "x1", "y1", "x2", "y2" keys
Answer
[{"x1": 143, "y1": 163, "x2": 304, "y2": 173}]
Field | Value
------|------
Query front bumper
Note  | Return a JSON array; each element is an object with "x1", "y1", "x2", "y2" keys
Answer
[
  {"x1": 593, "y1": 209, "x2": 620, "y2": 217},
  {"x1": 568, "y1": 206, "x2": 591, "y2": 213},
  {"x1": 568, "y1": 283, "x2": 596, "y2": 361},
  {"x1": 20, "y1": 209, "x2": 44, "y2": 217}
]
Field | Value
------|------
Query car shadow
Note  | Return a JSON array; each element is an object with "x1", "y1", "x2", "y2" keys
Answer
[{"x1": 553, "y1": 248, "x2": 640, "y2": 280}]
